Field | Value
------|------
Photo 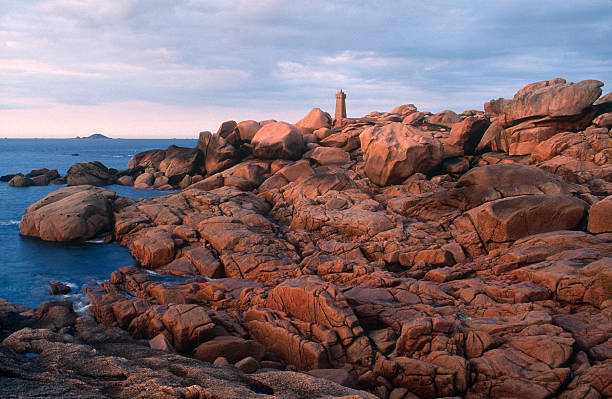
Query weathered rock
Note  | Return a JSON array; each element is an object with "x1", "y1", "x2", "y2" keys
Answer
[
  {"x1": 426, "y1": 110, "x2": 460, "y2": 127},
  {"x1": 193, "y1": 336, "x2": 265, "y2": 363},
  {"x1": 467, "y1": 194, "x2": 587, "y2": 245},
  {"x1": 252, "y1": 122, "x2": 305, "y2": 160},
  {"x1": 486, "y1": 79, "x2": 603, "y2": 126},
  {"x1": 588, "y1": 195, "x2": 612, "y2": 233},
  {"x1": 447, "y1": 116, "x2": 490, "y2": 153},
  {"x1": 197, "y1": 131, "x2": 238, "y2": 175},
  {"x1": 7, "y1": 174, "x2": 33, "y2": 187},
  {"x1": 159, "y1": 145, "x2": 203, "y2": 180},
  {"x1": 296, "y1": 108, "x2": 332, "y2": 134},
  {"x1": 309, "y1": 146, "x2": 351, "y2": 165},
  {"x1": 49, "y1": 281, "x2": 71, "y2": 295},
  {"x1": 128, "y1": 149, "x2": 166, "y2": 170},
  {"x1": 360, "y1": 123, "x2": 444, "y2": 185},
  {"x1": 236, "y1": 120, "x2": 262, "y2": 142},
  {"x1": 19, "y1": 185, "x2": 116, "y2": 242},
  {"x1": 66, "y1": 161, "x2": 113, "y2": 186}
]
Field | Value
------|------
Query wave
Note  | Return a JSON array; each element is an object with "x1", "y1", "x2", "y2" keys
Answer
[
  {"x1": 0, "y1": 220, "x2": 19, "y2": 226},
  {"x1": 85, "y1": 239, "x2": 105, "y2": 244}
]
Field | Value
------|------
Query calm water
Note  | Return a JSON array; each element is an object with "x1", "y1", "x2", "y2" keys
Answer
[{"x1": 0, "y1": 138, "x2": 197, "y2": 308}]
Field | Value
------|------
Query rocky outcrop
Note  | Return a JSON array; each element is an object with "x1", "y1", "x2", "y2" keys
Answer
[
  {"x1": 485, "y1": 79, "x2": 604, "y2": 155},
  {"x1": 14, "y1": 77, "x2": 612, "y2": 399},
  {"x1": 19, "y1": 185, "x2": 116, "y2": 242}
]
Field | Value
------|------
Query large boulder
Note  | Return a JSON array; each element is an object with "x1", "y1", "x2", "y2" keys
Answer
[
  {"x1": 295, "y1": 108, "x2": 332, "y2": 134},
  {"x1": 360, "y1": 123, "x2": 444, "y2": 185},
  {"x1": 19, "y1": 185, "x2": 116, "y2": 242},
  {"x1": 65, "y1": 161, "x2": 113, "y2": 186},
  {"x1": 192, "y1": 336, "x2": 265, "y2": 363},
  {"x1": 128, "y1": 149, "x2": 167, "y2": 170},
  {"x1": 197, "y1": 131, "x2": 238, "y2": 175},
  {"x1": 426, "y1": 110, "x2": 460, "y2": 128},
  {"x1": 587, "y1": 195, "x2": 612, "y2": 233},
  {"x1": 485, "y1": 79, "x2": 603, "y2": 126},
  {"x1": 466, "y1": 194, "x2": 588, "y2": 246},
  {"x1": 251, "y1": 122, "x2": 305, "y2": 160},
  {"x1": 447, "y1": 116, "x2": 490, "y2": 153},
  {"x1": 159, "y1": 145, "x2": 203, "y2": 181},
  {"x1": 235, "y1": 120, "x2": 261, "y2": 142}
]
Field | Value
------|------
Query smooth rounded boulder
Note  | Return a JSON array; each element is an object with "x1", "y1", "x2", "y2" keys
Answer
[
  {"x1": 251, "y1": 121, "x2": 305, "y2": 160},
  {"x1": 236, "y1": 120, "x2": 262, "y2": 142},
  {"x1": 360, "y1": 122, "x2": 444, "y2": 186},
  {"x1": 66, "y1": 161, "x2": 113, "y2": 186},
  {"x1": 159, "y1": 145, "x2": 203, "y2": 181},
  {"x1": 19, "y1": 185, "x2": 116, "y2": 242}
]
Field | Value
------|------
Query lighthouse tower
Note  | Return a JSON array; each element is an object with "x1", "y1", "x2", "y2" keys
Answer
[{"x1": 335, "y1": 89, "x2": 347, "y2": 120}]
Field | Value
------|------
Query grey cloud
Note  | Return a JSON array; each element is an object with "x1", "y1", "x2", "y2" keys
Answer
[{"x1": 1, "y1": 0, "x2": 610, "y2": 116}]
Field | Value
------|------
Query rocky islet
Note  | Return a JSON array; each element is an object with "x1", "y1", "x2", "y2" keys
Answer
[{"x1": 2, "y1": 78, "x2": 612, "y2": 398}]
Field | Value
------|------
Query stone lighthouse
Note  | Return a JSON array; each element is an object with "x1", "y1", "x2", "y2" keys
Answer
[{"x1": 335, "y1": 89, "x2": 347, "y2": 120}]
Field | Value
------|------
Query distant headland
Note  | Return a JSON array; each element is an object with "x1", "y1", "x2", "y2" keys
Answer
[{"x1": 76, "y1": 133, "x2": 111, "y2": 139}]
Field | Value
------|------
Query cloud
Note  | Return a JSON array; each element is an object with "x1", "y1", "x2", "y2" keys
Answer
[{"x1": 0, "y1": 0, "x2": 610, "y2": 137}]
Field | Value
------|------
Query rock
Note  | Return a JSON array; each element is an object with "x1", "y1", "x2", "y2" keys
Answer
[
  {"x1": 133, "y1": 172, "x2": 154, "y2": 189},
  {"x1": 309, "y1": 146, "x2": 351, "y2": 165},
  {"x1": 236, "y1": 120, "x2": 262, "y2": 142},
  {"x1": 149, "y1": 332, "x2": 175, "y2": 352},
  {"x1": 593, "y1": 112, "x2": 612, "y2": 128},
  {"x1": 235, "y1": 356, "x2": 260, "y2": 373},
  {"x1": 7, "y1": 174, "x2": 33, "y2": 187},
  {"x1": 587, "y1": 195, "x2": 612, "y2": 233},
  {"x1": 426, "y1": 110, "x2": 460, "y2": 127},
  {"x1": 443, "y1": 157, "x2": 470, "y2": 174},
  {"x1": 159, "y1": 145, "x2": 203, "y2": 181},
  {"x1": 197, "y1": 131, "x2": 238, "y2": 175},
  {"x1": 193, "y1": 336, "x2": 265, "y2": 363},
  {"x1": 391, "y1": 104, "x2": 418, "y2": 116},
  {"x1": 128, "y1": 149, "x2": 166, "y2": 170},
  {"x1": 116, "y1": 175, "x2": 134, "y2": 185},
  {"x1": 129, "y1": 228, "x2": 176, "y2": 267},
  {"x1": 486, "y1": 79, "x2": 603, "y2": 126},
  {"x1": 49, "y1": 281, "x2": 71, "y2": 295},
  {"x1": 314, "y1": 127, "x2": 332, "y2": 140},
  {"x1": 307, "y1": 369, "x2": 356, "y2": 388},
  {"x1": 0, "y1": 174, "x2": 16, "y2": 182},
  {"x1": 252, "y1": 122, "x2": 305, "y2": 160},
  {"x1": 447, "y1": 116, "x2": 490, "y2": 153},
  {"x1": 19, "y1": 185, "x2": 116, "y2": 242},
  {"x1": 360, "y1": 123, "x2": 444, "y2": 185},
  {"x1": 476, "y1": 120, "x2": 504, "y2": 153},
  {"x1": 66, "y1": 161, "x2": 113, "y2": 186},
  {"x1": 296, "y1": 108, "x2": 332, "y2": 134},
  {"x1": 467, "y1": 194, "x2": 588, "y2": 245}
]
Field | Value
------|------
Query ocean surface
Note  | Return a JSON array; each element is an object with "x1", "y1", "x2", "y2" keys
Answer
[{"x1": 0, "y1": 138, "x2": 197, "y2": 308}]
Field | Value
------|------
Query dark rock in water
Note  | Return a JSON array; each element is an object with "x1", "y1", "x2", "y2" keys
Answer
[
  {"x1": 0, "y1": 174, "x2": 17, "y2": 182},
  {"x1": 19, "y1": 185, "x2": 116, "y2": 242},
  {"x1": 49, "y1": 281, "x2": 71, "y2": 295},
  {"x1": 66, "y1": 161, "x2": 113, "y2": 186},
  {"x1": 8, "y1": 174, "x2": 33, "y2": 187},
  {"x1": 25, "y1": 168, "x2": 59, "y2": 180},
  {"x1": 71, "y1": 153, "x2": 79, "y2": 156}
]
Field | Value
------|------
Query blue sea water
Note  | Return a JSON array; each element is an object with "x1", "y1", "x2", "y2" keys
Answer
[{"x1": 0, "y1": 138, "x2": 197, "y2": 308}]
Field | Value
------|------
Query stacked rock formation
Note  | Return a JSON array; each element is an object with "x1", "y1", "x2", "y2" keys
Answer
[{"x1": 14, "y1": 78, "x2": 612, "y2": 399}]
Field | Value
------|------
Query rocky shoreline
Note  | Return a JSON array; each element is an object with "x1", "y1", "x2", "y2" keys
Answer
[{"x1": 3, "y1": 78, "x2": 612, "y2": 398}]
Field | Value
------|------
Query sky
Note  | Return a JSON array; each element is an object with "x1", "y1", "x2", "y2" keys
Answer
[{"x1": 1, "y1": 1, "x2": 611, "y2": 138}]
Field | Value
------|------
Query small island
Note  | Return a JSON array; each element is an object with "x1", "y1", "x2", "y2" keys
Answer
[{"x1": 76, "y1": 133, "x2": 111, "y2": 139}]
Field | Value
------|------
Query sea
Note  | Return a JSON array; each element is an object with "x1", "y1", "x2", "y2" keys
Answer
[{"x1": 0, "y1": 138, "x2": 197, "y2": 309}]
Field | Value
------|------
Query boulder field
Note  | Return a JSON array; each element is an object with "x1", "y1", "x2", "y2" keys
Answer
[{"x1": 10, "y1": 78, "x2": 612, "y2": 399}]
